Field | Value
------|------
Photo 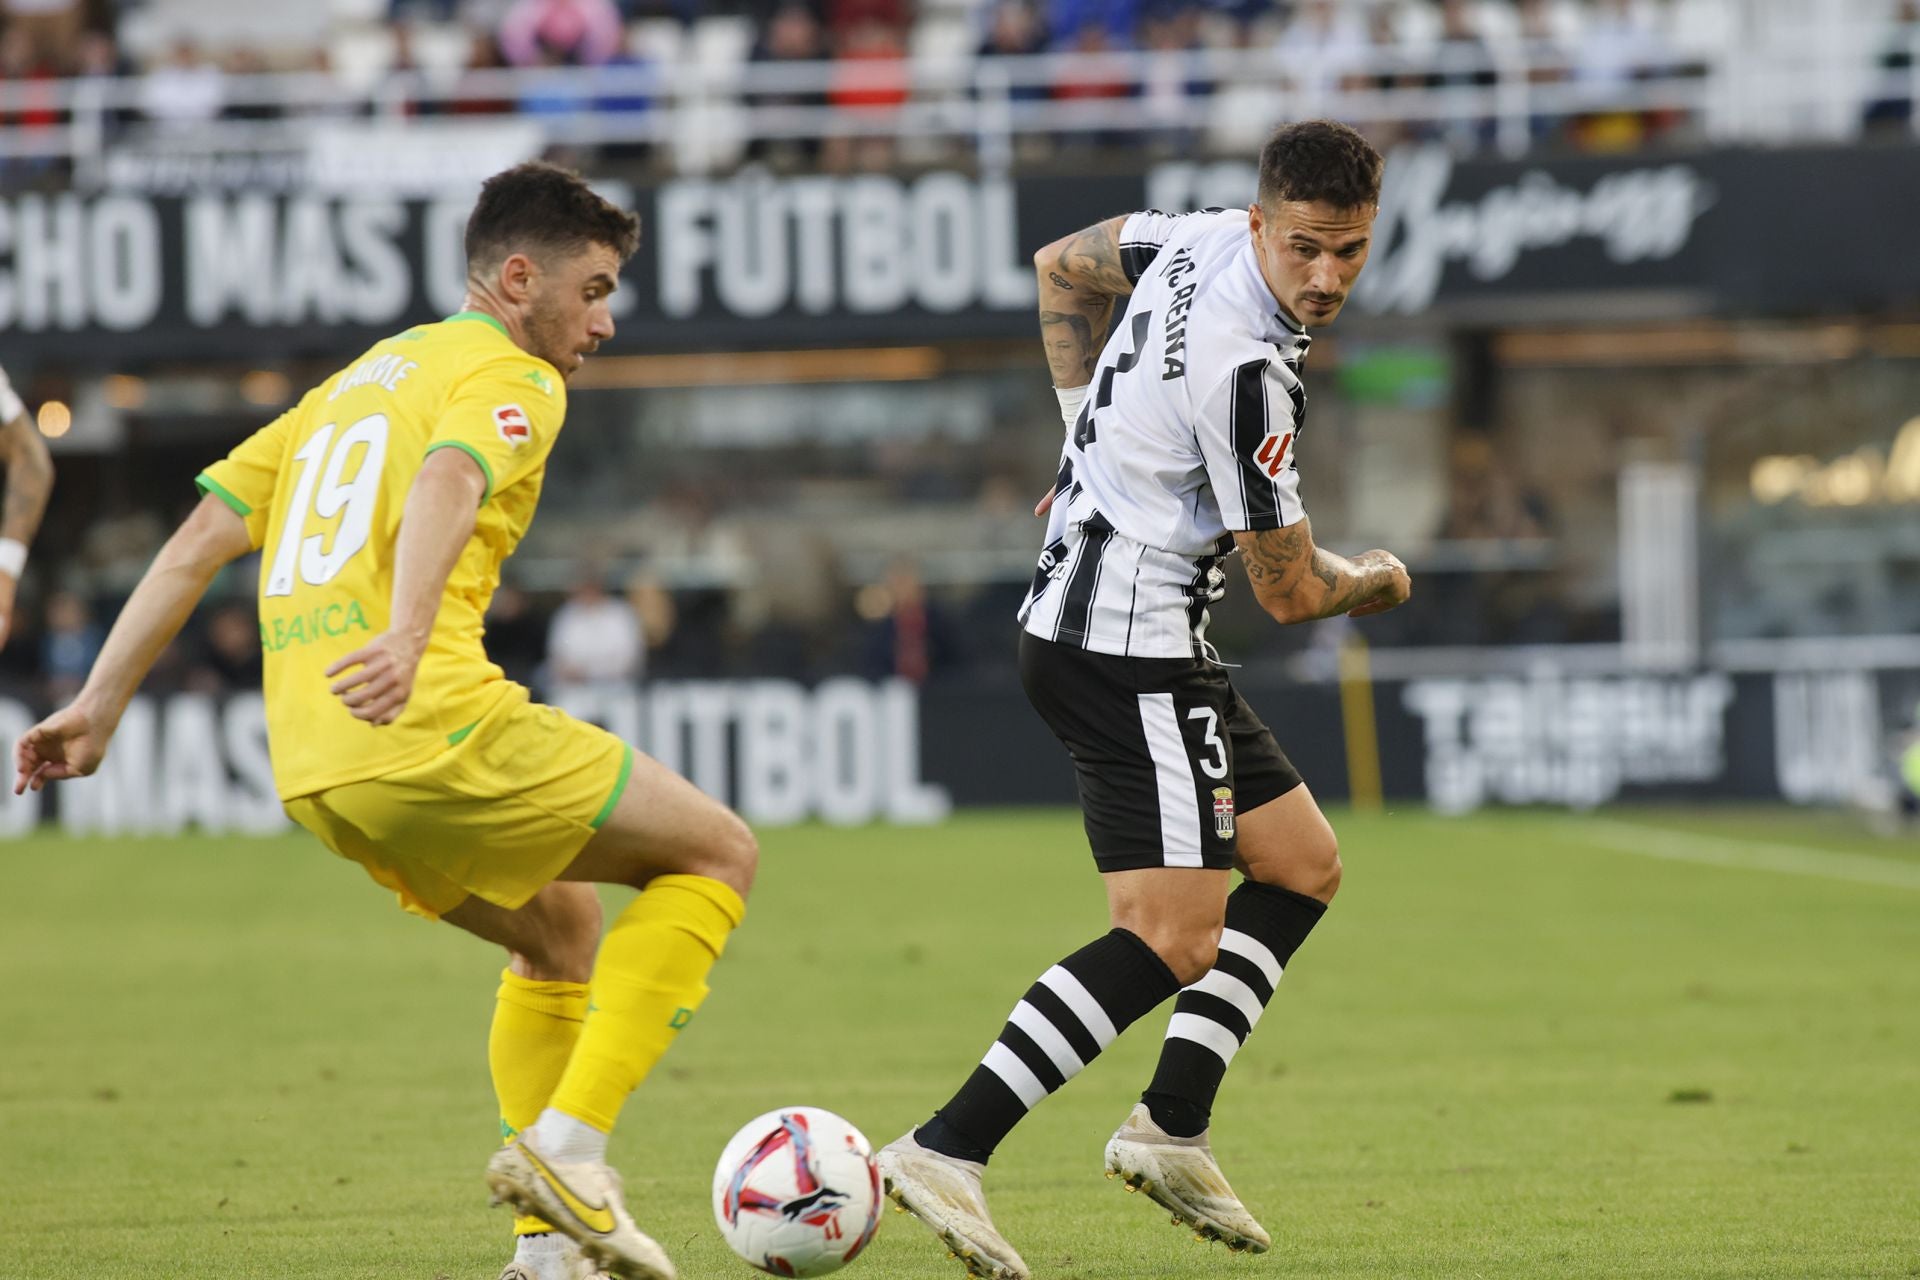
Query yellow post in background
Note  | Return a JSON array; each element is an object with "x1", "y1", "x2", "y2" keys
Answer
[{"x1": 1338, "y1": 633, "x2": 1384, "y2": 814}]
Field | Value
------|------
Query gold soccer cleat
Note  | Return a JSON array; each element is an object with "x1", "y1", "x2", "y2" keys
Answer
[
  {"x1": 1103, "y1": 1102, "x2": 1272, "y2": 1253},
  {"x1": 486, "y1": 1136, "x2": 676, "y2": 1280},
  {"x1": 876, "y1": 1131, "x2": 1031, "y2": 1280}
]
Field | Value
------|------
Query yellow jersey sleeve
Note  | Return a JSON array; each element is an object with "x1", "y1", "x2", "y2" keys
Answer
[
  {"x1": 424, "y1": 354, "x2": 565, "y2": 503},
  {"x1": 195, "y1": 404, "x2": 301, "y2": 549}
]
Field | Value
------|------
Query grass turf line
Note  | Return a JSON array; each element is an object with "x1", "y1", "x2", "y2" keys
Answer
[{"x1": 3, "y1": 807, "x2": 1918, "y2": 1278}]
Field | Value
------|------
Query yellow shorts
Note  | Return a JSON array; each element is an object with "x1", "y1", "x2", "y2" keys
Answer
[{"x1": 284, "y1": 685, "x2": 633, "y2": 920}]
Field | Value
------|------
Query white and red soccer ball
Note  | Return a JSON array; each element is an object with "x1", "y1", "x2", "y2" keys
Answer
[{"x1": 712, "y1": 1107, "x2": 881, "y2": 1277}]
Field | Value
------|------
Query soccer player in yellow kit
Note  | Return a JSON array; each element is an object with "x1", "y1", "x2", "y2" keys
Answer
[{"x1": 13, "y1": 163, "x2": 754, "y2": 1280}]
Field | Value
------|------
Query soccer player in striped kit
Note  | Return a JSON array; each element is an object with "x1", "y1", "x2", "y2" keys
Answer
[{"x1": 878, "y1": 120, "x2": 1411, "y2": 1279}]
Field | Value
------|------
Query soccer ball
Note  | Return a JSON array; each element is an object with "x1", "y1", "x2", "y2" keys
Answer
[{"x1": 712, "y1": 1106, "x2": 882, "y2": 1277}]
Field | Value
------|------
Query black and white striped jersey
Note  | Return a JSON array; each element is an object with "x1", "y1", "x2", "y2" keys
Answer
[{"x1": 1018, "y1": 208, "x2": 1312, "y2": 660}]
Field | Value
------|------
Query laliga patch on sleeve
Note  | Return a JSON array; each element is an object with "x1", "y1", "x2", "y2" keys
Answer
[
  {"x1": 493, "y1": 403, "x2": 532, "y2": 447},
  {"x1": 1253, "y1": 430, "x2": 1294, "y2": 479}
]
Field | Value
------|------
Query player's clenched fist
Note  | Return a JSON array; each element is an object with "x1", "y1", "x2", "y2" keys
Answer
[
  {"x1": 1346, "y1": 549, "x2": 1411, "y2": 617},
  {"x1": 14, "y1": 705, "x2": 108, "y2": 794},
  {"x1": 326, "y1": 631, "x2": 425, "y2": 726}
]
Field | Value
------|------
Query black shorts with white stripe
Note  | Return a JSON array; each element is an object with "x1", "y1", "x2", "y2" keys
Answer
[{"x1": 1019, "y1": 631, "x2": 1304, "y2": 872}]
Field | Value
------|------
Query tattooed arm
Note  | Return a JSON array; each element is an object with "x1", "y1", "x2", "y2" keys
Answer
[
  {"x1": 1033, "y1": 215, "x2": 1133, "y2": 390},
  {"x1": 0, "y1": 403, "x2": 51, "y2": 651},
  {"x1": 1235, "y1": 518, "x2": 1411, "y2": 624}
]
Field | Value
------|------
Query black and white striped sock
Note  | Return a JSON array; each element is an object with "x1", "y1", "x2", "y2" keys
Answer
[
  {"x1": 915, "y1": 929, "x2": 1180, "y2": 1163},
  {"x1": 1141, "y1": 881, "x2": 1327, "y2": 1138}
]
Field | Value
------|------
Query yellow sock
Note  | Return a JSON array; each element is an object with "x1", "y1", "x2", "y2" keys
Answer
[
  {"x1": 548, "y1": 874, "x2": 745, "y2": 1133},
  {"x1": 490, "y1": 969, "x2": 588, "y2": 1236}
]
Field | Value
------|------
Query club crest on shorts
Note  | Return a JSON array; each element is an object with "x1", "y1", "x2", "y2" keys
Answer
[
  {"x1": 493, "y1": 403, "x2": 531, "y2": 447},
  {"x1": 1212, "y1": 787, "x2": 1235, "y2": 840}
]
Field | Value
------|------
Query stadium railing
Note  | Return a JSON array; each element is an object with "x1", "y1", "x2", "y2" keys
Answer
[{"x1": 0, "y1": 21, "x2": 1915, "y2": 176}]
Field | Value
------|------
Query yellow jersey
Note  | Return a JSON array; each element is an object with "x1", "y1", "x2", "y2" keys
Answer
[{"x1": 197, "y1": 311, "x2": 567, "y2": 800}]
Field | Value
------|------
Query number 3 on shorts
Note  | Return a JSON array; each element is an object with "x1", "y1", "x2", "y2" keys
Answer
[{"x1": 1186, "y1": 707, "x2": 1228, "y2": 780}]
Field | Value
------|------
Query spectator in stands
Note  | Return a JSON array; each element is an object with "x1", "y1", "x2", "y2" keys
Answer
[
  {"x1": 376, "y1": 23, "x2": 427, "y2": 117},
  {"x1": 196, "y1": 602, "x2": 263, "y2": 691},
  {"x1": 974, "y1": 0, "x2": 1050, "y2": 160},
  {"x1": 1138, "y1": 5, "x2": 1207, "y2": 153},
  {"x1": 518, "y1": 44, "x2": 595, "y2": 118},
  {"x1": 2, "y1": 0, "x2": 84, "y2": 72},
  {"x1": 221, "y1": 47, "x2": 280, "y2": 122},
  {"x1": 305, "y1": 44, "x2": 368, "y2": 120},
  {"x1": 483, "y1": 583, "x2": 548, "y2": 690},
  {"x1": 748, "y1": 3, "x2": 827, "y2": 165},
  {"x1": 71, "y1": 29, "x2": 133, "y2": 139},
  {"x1": 451, "y1": 30, "x2": 515, "y2": 116},
  {"x1": 826, "y1": 0, "x2": 904, "y2": 38},
  {"x1": 1865, "y1": 0, "x2": 1920, "y2": 134},
  {"x1": 1516, "y1": 0, "x2": 1573, "y2": 146},
  {"x1": 389, "y1": 0, "x2": 462, "y2": 19},
  {"x1": 0, "y1": 24, "x2": 60, "y2": 150},
  {"x1": 1046, "y1": 0, "x2": 1140, "y2": 48},
  {"x1": 591, "y1": 26, "x2": 656, "y2": 158},
  {"x1": 1352, "y1": 2, "x2": 1418, "y2": 150},
  {"x1": 625, "y1": 568, "x2": 678, "y2": 670},
  {"x1": 825, "y1": 16, "x2": 908, "y2": 171},
  {"x1": 547, "y1": 566, "x2": 644, "y2": 689},
  {"x1": 859, "y1": 559, "x2": 957, "y2": 686},
  {"x1": 1423, "y1": 0, "x2": 1497, "y2": 150},
  {"x1": 1272, "y1": 0, "x2": 1367, "y2": 102},
  {"x1": 1050, "y1": 20, "x2": 1137, "y2": 149},
  {"x1": 499, "y1": 0, "x2": 625, "y2": 68},
  {"x1": 977, "y1": 0, "x2": 1047, "y2": 95},
  {"x1": 1573, "y1": 0, "x2": 1666, "y2": 151},
  {"x1": 1437, "y1": 434, "x2": 1553, "y2": 543},
  {"x1": 981, "y1": 0, "x2": 1046, "y2": 57},
  {"x1": 139, "y1": 37, "x2": 226, "y2": 129},
  {"x1": 41, "y1": 589, "x2": 100, "y2": 705}
]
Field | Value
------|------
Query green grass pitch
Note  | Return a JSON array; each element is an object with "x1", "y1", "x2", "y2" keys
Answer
[{"x1": 5, "y1": 806, "x2": 1919, "y2": 1279}]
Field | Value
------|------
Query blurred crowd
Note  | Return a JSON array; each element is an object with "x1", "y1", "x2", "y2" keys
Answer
[
  {"x1": 0, "y1": 552, "x2": 983, "y2": 703},
  {"x1": 0, "y1": 423, "x2": 1582, "y2": 706},
  {"x1": 0, "y1": 1, "x2": 1908, "y2": 167}
]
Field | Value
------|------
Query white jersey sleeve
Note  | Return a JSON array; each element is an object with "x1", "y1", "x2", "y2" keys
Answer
[
  {"x1": 1117, "y1": 209, "x2": 1222, "y2": 287},
  {"x1": 1194, "y1": 356, "x2": 1306, "y2": 531},
  {"x1": 0, "y1": 365, "x2": 24, "y2": 426}
]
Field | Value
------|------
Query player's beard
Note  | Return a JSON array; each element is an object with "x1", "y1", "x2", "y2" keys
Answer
[{"x1": 522, "y1": 301, "x2": 574, "y2": 377}]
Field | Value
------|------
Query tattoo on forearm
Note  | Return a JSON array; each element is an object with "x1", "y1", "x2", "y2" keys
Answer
[
  {"x1": 1040, "y1": 308, "x2": 1098, "y2": 384},
  {"x1": 1055, "y1": 223, "x2": 1134, "y2": 296},
  {"x1": 1036, "y1": 218, "x2": 1133, "y2": 390},
  {"x1": 1, "y1": 426, "x2": 52, "y2": 544},
  {"x1": 1240, "y1": 523, "x2": 1392, "y2": 620},
  {"x1": 1311, "y1": 549, "x2": 1385, "y2": 616},
  {"x1": 1240, "y1": 523, "x2": 1308, "y2": 589}
]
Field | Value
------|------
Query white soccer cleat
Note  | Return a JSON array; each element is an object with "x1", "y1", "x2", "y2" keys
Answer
[
  {"x1": 485, "y1": 1136, "x2": 677, "y2": 1280},
  {"x1": 1103, "y1": 1102, "x2": 1272, "y2": 1253},
  {"x1": 877, "y1": 1131, "x2": 1031, "y2": 1280}
]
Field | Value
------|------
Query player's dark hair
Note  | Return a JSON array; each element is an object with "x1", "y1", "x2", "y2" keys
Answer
[
  {"x1": 465, "y1": 161, "x2": 641, "y2": 276},
  {"x1": 1256, "y1": 120, "x2": 1383, "y2": 211}
]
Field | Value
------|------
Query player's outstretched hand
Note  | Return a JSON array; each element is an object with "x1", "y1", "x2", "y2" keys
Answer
[
  {"x1": 1034, "y1": 485, "x2": 1058, "y2": 517},
  {"x1": 1346, "y1": 549, "x2": 1412, "y2": 618},
  {"x1": 15, "y1": 704, "x2": 108, "y2": 794},
  {"x1": 326, "y1": 631, "x2": 423, "y2": 726}
]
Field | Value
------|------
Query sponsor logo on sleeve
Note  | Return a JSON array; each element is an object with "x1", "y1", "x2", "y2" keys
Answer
[
  {"x1": 494, "y1": 403, "x2": 532, "y2": 447},
  {"x1": 1254, "y1": 431, "x2": 1294, "y2": 479}
]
